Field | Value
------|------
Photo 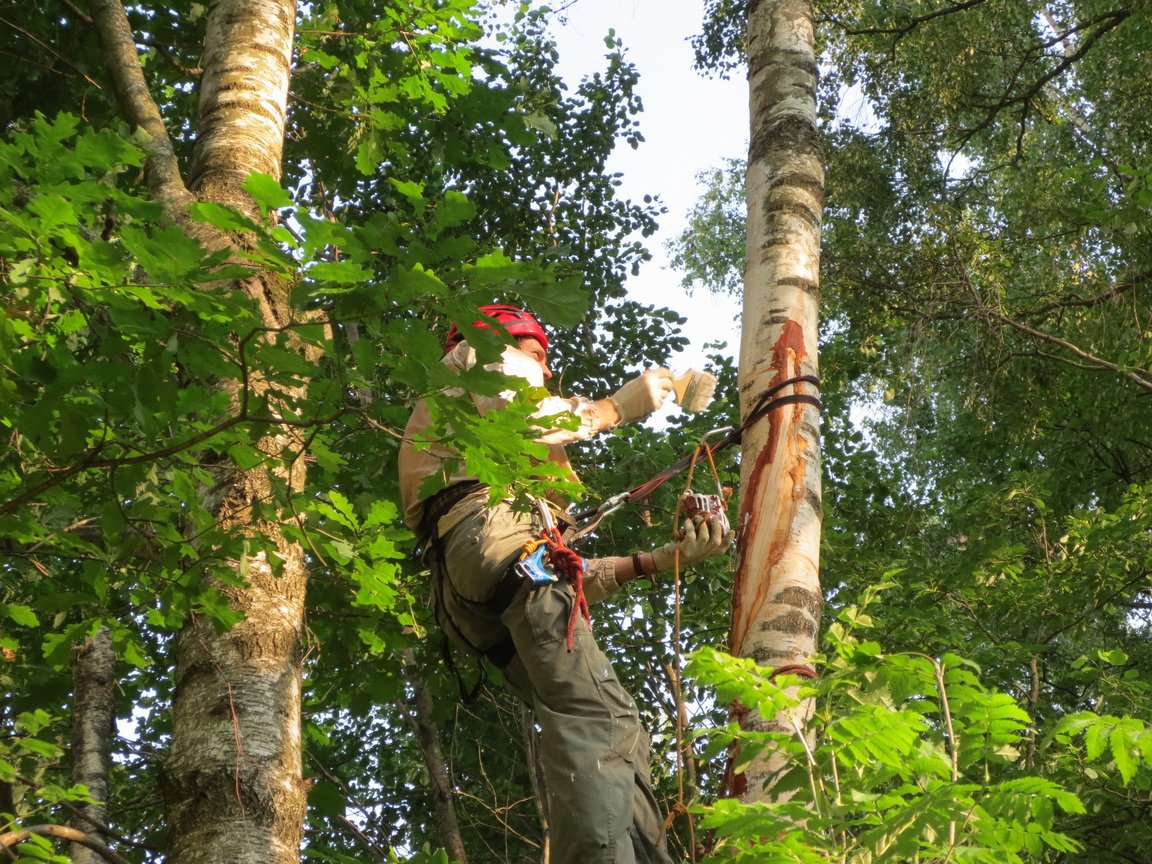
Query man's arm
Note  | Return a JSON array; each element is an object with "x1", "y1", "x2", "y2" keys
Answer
[{"x1": 582, "y1": 514, "x2": 735, "y2": 603}]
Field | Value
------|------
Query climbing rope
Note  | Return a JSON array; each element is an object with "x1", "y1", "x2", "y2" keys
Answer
[
  {"x1": 654, "y1": 377, "x2": 822, "y2": 860},
  {"x1": 660, "y1": 432, "x2": 729, "y2": 863},
  {"x1": 542, "y1": 526, "x2": 589, "y2": 651},
  {"x1": 517, "y1": 506, "x2": 590, "y2": 652}
]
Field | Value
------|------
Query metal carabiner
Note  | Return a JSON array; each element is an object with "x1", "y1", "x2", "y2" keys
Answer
[
  {"x1": 534, "y1": 497, "x2": 558, "y2": 533},
  {"x1": 594, "y1": 491, "x2": 631, "y2": 520}
]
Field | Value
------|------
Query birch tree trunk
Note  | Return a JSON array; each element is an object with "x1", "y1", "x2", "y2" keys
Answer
[
  {"x1": 730, "y1": 0, "x2": 825, "y2": 803},
  {"x1": 70, "y1": 628, "x2": 116, "y2": 864},
  {"x1": 91, "y1": 0, "x2": 309, "y2": 860},
  {"x1": 162, "y1": 3, "x2": 309, "y2": 862}
]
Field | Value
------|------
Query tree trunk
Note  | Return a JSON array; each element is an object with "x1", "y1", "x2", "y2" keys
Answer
[
  {"x1": 150, "y1": 3, "x2": 311, "y2": 863},
  {"x1": 70, "y1": 628, "x2": 116, "y2": 864},
  {"x1": 400, "y1": 650, "x2": 469, "y2": 864},
  {"x1": 730, "y1": 0, "x2": 825, "y2": 803}
]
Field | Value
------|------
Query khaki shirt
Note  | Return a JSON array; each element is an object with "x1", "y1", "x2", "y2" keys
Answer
[{"x1": 398, "y1": 341, "x2": 606, "y2": 531}]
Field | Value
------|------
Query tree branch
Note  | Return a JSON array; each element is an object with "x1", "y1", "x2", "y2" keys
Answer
[
  {"x1": 57, "y1": 0, "x2": 93, "y2": 24},
  {"x1": 88, "y1": 0, "x2": 197, "y2": 224},
  {"x1": 399, "y1": 649, "x2": 468, "y2": 864},
  {"x1": 0, "y1": 14, "x2": 102, "y2": 88},
  {"x1": 985, "y1": 307, "x2": 1152, "y2": 393},
  {"x1": 822, "y1": 0, "x2": 988, "y2": 37},
  {"x1": 70, "y1": 628, "x2": 117, "y2": 864},
  {"x1": 955, "y1": 9, "x2": 1130, "y2": 155},
  {"x1": 0, "y1": 825, "x2": 134, "y2": 864}
]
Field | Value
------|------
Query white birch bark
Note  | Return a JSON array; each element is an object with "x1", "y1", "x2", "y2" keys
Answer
[
  {"x1": 731, "y1": 0, "x2": 825, "y2": 803},
  {"x1": 70, "y1": 627, "x2": 116, "y2": 864},
  {"x1": 188, "y1": 0, "x2": 296, "y2": 208},
  {"x1": 158, "y1": 3, "x2": 311, "y2": 863}
]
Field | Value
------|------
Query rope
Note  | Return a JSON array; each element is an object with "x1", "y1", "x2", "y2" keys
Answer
[
  {"x1": 660, "y1": 434, "x2": 730, "y2": 862},
  {"x1": 541, "y1": 527, "x2": 588, "y2": 651},
  {"x1": 572, "y1": 374, "x2": 821, "y2": 525}
]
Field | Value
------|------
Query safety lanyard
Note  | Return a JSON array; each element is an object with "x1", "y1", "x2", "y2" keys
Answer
[{"x1": 571, "y1": 374, "x2": 821, "y2": 532}]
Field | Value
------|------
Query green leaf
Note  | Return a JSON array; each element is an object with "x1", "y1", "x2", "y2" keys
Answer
[
  {"x1": 243, "y1": 172, "x2": 294, "y2": 215},
  {"x1": 389, "y1": 179, "x2": 425, "y2": 206},
  {"x1": 1098, "y1": 648, "x2": 1130, "y2": 666},
  {"x1": 1111, "y1": 725, "x2": 1137, "y2": 785},
  {"x1": 432, "y1": 190, "x2": 476, "y2": 228},
  {"x1": 1, "y1": 603, "x2": 39, "y2": 627},
  {"x1": 189, "y1": 201, "x2": 262, "y2": 233},
  {"x1": 514, "y1": 277, "x2": 590, "y2": 327},
  {"x1": 522, "y1": 110, "x2": 558, "y2": 139},
  {"x1": 308, "y1": 260, "x2": 373, "y2": 284}
]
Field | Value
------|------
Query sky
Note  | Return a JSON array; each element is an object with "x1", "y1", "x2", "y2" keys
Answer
[{"x1": 545, "y1": 0, "x2": 747, "y2": 371}]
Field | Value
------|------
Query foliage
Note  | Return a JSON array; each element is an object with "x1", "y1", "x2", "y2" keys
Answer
[
  {"x1": 0, "y1": 1, "x2": 697, "y2": 861},
  {"x1": 3, "y1": 0, "x2": 1148, "y2": 860},
  {"x1": 687, "y1": 584, "x2": 1152, "y2": 863},
  {"x1": 666, "y1": 158, "x2": 745, "y2": 296},
  {"x1": 674, "y1": 0, "x2": 1152, "y2": 858}
]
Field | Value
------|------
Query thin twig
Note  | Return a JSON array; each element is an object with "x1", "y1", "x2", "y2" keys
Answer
[
  {"x1": 0, "y1": 15, "x2": 102, "y2": 87},
  {"x1": 932, "y1": 659, "x2": 960, "y2": 849}
]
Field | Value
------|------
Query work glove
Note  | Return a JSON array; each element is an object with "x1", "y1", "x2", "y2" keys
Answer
[
  {"x1": 609, "y1": 369, "x2": 675, "y2": 425},
  {"x1": 651, "y1": 513, "x2": 735, "y2": 573}
]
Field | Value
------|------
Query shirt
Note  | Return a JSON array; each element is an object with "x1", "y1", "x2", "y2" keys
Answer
[{"x1": 397, "y1": 341, "x2": 606, "y2": 531}]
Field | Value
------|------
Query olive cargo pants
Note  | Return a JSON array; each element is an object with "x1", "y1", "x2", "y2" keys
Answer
[{"x1": 431, "y1": 498, "x2": 673, "y2": 864}]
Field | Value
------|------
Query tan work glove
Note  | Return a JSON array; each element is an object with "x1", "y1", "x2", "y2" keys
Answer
[
  {"x1": 651, "y1": 513, "x2": 735, "y2": 573},
  {"x1": 609, "y1": 369, "x2": 675, "y2": 425}
]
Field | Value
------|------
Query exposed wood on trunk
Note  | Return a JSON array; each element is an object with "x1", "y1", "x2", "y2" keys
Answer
[
  {"x1": 731, "y1": 0, "x2": 825, "y2": 803},
  {"x1": 69, "y1": 627, "x2": 117, "y2": 864}
]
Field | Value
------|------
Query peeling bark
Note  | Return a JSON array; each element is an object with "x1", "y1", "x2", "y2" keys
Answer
[
  {"x1": 69, "y1": 627, "x2": 116, "y2": 864},
  {"x1": 732, "y1": 0, "x2": 825, "y2": 803}
]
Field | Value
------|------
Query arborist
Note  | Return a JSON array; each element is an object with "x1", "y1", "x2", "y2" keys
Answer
[{"x1": 398, "y1": 304, "x2": 734, "y2": 864}]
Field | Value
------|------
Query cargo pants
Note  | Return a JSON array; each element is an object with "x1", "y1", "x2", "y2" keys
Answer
[{"x1": 430, "y1": 496, "x2": 673, "y2": 864}]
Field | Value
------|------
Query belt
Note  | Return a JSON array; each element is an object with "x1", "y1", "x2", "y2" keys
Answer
[{"x1": 418, "y1": 480, "x2": 486, "y2": 544}]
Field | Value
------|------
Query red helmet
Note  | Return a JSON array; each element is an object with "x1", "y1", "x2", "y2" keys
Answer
[{"x1": 445, "y1": 304, "x2": 549, "y2": 353}]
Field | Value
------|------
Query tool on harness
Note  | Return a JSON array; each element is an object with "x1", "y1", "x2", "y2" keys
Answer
[
  {"x1": 511, "y1": 498, "x2": 589, "y2": 651},
  {"x1": 512, "y1": 500, "x2": 565, "y2": 586},
  {"x1": 513, "y1": 543, "x2": 558, "y2": 586}
]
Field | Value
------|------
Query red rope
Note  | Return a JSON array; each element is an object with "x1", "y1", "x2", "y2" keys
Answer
[{"x1": 543, "y1": 527, "x2": 588, "y2": 651}]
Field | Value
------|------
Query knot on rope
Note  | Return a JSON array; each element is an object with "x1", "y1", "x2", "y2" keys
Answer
[{"x1": 542, "y1": 526, "x2": 588, "y2": 651}]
